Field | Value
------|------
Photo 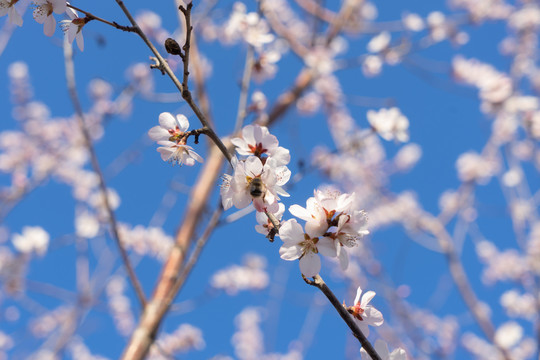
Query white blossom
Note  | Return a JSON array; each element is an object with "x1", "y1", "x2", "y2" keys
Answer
[
  {"x1": 350, "y1": 286, "x2": 384, "y2": 336},
  {"x1": 221, "y1": 156, "x2": 290, "y2": 213},
  {"x1": 278, "y1": 219, "x2": 336, "y2": 277},
  {"x1": 12, "y1": 226, "x2": 50, "y2": 256},
  {"x1": 231, "y1": 124, "x2": 290, "y2": 165},
  {"x1": 33, "y1": 0, "x2": 67, "y2": 36},
  {"x1": 148, "y1": 112, "x2": 190, "y2": 142},
  {"x1": 367, "y1": 107, "x2": 410, "y2": 142},
  {"x1": 61, "y1": 6, "x2": 86, "y2": 51}
]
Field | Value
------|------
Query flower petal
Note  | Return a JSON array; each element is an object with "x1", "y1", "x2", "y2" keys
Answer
[{"x1": 299, "y1": 252, "x2": 320, "y2": 277}]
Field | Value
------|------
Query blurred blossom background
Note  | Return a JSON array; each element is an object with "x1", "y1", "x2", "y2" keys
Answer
[{"x1": 0, "y1": 0, "x2": 539, "y2": 359}]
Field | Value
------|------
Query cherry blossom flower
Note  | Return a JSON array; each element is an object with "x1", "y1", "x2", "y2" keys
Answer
[
  {"x1": 223, "y1": 2, "x2": 274, "y2": 50},
  {"x1": 367, "y1": 32, "x2": 391, "y2": 53},
  {"x1": 148, "y1": 112, "x2": 190, "y2": 142},
  {"x1": 0, "y1": 0, "x2": 23, "y2": 26},
  {"x1": 222, "y1": 156, "x2": 290, "y2": 213},
  {"x1": 349, "y1": 286, "x2": 384, "y2": 336},
  {"x1": 367, "y1": 107, "x2": 410, "y2": 142},
  {"x1": 61, "y1": 6, "x2": 86, "y2": 51},
  {"x1": 289, "y1": 188, "x2": 355, "y2": 239},
  {"x1": 278, "y1": 219, "x2": 337, "y2": 277},
  {"x1": 287, "y1": 188, "x2": 370, "y2": 271},
  {"x1": 326, "y1": 209, "x2": 369, "y2": 270},
  {"x1": 149, "y1": 112, "x2": 203, "y2": 166},
  {"x1": 360, "y1": 339, "x2": 407, "y2": 360},
  {"x1": 231, "y1": 124, "x2": 290, "y2": 165},
  {"x1": 12, "y1": 226, "x2": 50, "y2": 256},
  {"x1": 156, "y1": 141, "x2": 203, "y2": 166},
  {"x1": 33, "y1": 0, "x2": 67, "y2": 36}
]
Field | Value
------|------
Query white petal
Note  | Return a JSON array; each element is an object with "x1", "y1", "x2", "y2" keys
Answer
[
  {"x1": 361, "y1": 290, "x2": 376, "y2": 308},
  {"x1": 269, "y1": 146, "x2": 290, "y2": 165},
  {"x1": 279, "y1": 244, "x2": 302, "y2": 261},
  {"x1": 9, "y1": 7, "x2": 22, "y2": 26},
  {"x1": 44, "y1": 15, "x2": 56, "y2": 37},
  {"x1": 363, "y1": 306, "x2": 384, "y2": 326},
  {"x1": 76, "y1": 31, "x2": 84, "y2": 51},
  {"x1": 176, "y1": 114, "x2": 190, "y2": 132},
  {"x1": 299, "y1": 252, "x2": 320, "y2": 277},
  {"x1": 244, "y1": 156, "x2": 263, "y2": 176},
  {"x1": 158, "y1": 112, "x2": 176, "y2": 129},
  {"x1": 242, "y1": 124, "x2": 256, "y2": 145},
  {"x1": 338, "y1": 248, "x2": 349, "y2": 270},
  {"x1": 52, "y1": 0, "x2": 67, "y2": 14},
  {"x1": 279, "y1": 219, "x2": 304, "y2": 244},
  {"x1": 317, "y1": 237, "x2": 337, "y2": 258},
  {"x1": 289, "y1": 204, "x2": 312, "y2": 221},
  {"x1": 187, "y1": 148, "x2": 204, "y2": 163},
  {"x1": 157, "y1": 147, "x2": 174, "y2": 161},
  {"x1": 354, "y1": 287, "x2": 363, "y2": 305},
  {"x1": 148, "y1": 126, "x2": 170, "y2": 141}
]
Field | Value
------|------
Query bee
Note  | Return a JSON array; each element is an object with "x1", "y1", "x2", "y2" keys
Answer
[{"x1": 249, "y1": 177, "x2": 266, "y2": 198}]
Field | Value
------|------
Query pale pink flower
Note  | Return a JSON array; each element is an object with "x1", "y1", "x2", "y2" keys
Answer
[
  {"x1": 148, "y1": 112, "x2": 190, "y2": 142},
  {"x1": 350, "y1": 286, "x2": 384, "y2": 336},
  {"x1": 326, "y1": 210, "x2": 369, "y2": 270},
  {"x1": 360, "y1": 339, "x2": 407, "y2": 360},
  {"x1": 367, "y1": 108, "x2": 410, "y2": 142},
  {"x1": 222, "y1": 156, "x2": 290, "y2": 212},
  {"x1": 289, "y1": 188, "x2": 355, "y2": 236},
  {"x1": 278, "y1": 219, "x2": 337, "y2": 277},
  {"x1": 231, "y1": 124, "x2": 290, "y2": 165},
  {"x1": 12, "y1": 226, "x2": 50, "y2": 256},
  {"x1": 0, "y1": 0, "x2": 23, "y2": 26},
  {"x1": 156, "y1": 141, "x2": 203, "y2": 166},
  {"x1": 33, "y1": 0, "x2": 67, "y2": 36},
  {"x1": 367, "y1": 32, "x2": 391, "y2": 53},
  {"x1": 362, "y1": 55, "x2": 383, "y2": 77},
  {"x1": 402, "y1": 13, "x2": 424, "y2": 32},
  {"x1": 61, "y1": 6, "x2": 85, "y2": 51}
]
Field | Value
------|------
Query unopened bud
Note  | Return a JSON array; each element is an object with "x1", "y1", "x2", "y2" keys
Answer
[{"x1": 165, "y1": 38, "x2": 182, "y2": 56}]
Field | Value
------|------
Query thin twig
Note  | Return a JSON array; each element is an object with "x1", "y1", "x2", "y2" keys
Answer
[
  {"x1": 303, "y1": 275, "x2": 382, "y2": 360},
  {"x1": 66, "y1": 4, "x2": 136, "y2": 32},
  {"x1": 63, "y1": 37, "x2": 147, "y2": 309},
  {"x1": 114, "y1": 0, "x2": 231, "y2": 163}
]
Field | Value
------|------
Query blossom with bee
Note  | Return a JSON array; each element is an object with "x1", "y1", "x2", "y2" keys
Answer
[{"x1": 220, "y1": 155, "x2": 290, "y2": 213}]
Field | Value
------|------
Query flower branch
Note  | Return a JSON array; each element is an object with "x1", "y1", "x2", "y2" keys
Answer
[
  {"x1": 303, "y1": 275, "x2": 382, "y2": 360},
  {"x1": 63, "y1": 37, "x2": 147, "y2": 308}
]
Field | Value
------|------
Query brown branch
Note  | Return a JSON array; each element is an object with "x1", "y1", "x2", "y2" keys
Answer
[
  {"x1": 303, "y1": 275, "x2": 382, "y2": 360},
  {"x1": 63, "y1": 36, "x2": 147, "y2": 308},
  {"x1": 417, "y1": 213, "x2": 513, "y2": 360},
  {"x1": 66, "y1": 4, "x2": 136, "y2": 32},
  {"x1": 113, "y1": 0, "x2": 231, "y2": 163}
]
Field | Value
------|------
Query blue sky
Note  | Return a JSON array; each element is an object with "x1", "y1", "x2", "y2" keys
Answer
[{"x1": 0, "y1": 0, "x2": 533, "y2": 359}]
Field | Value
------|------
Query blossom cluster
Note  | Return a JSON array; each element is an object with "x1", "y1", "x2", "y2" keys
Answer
[
  {"x1": 279, "y1": 188, "x2": 369, "y2": 277},
  {"x1": 220, "y1": 124, "x2": 291, "y2": 213}
]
